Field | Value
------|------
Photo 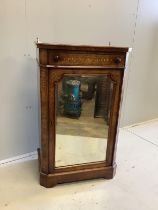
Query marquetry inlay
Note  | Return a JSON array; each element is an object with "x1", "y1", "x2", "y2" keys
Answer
[{"x1": 48, "y1": 53, "x2": 124, "y2": 67}]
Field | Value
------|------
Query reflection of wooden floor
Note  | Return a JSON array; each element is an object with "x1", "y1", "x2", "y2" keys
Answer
[
  {"x1": 55, "y1": 134, "x2": 107, "y2": 167},
  {"x1": 56, "y1": 117, "x2": 108, "y2": 138},
  {"x1": 56, "y1": 99, "x2": 109, "y2": 138}
]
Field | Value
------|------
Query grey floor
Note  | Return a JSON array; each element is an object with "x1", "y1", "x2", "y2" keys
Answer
[{"x1": 0, "y1": 120, "x2": 158, "y2": 210}]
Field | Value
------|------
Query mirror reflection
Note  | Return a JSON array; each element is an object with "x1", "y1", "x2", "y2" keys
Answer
[{"x1": 55, "y1": 75, "x2": 113, "y2": 167}]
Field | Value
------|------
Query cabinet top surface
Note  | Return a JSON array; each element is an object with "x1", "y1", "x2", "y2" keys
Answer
[{"x1": 36, "y1": 42, "x2": 128, "y2": 53}]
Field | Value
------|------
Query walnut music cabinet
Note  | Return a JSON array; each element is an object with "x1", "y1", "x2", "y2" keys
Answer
[{"x1": 36, "y1": 42, "x2": 128, "y2": 188}]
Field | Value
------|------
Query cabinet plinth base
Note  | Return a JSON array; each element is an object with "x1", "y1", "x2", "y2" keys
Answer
[
  {"x1": 38, "y1": 148, "x2": 116, "y2": 188},
  {"x1": 40, "y1": 167, "x2": 116, "y2": 188}
]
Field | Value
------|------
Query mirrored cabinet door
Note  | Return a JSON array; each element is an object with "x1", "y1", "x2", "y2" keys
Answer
[{"x1": 55, "y1": 74, "x2": 114, "y2": 167}]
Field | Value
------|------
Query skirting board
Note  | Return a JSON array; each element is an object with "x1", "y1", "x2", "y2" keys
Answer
[
  {"x1": 122, "y1": 118, "x2": 158, "y2": 129},
  {"x1": 0, "y1": 151, "x2": 37, "y2": 167}
]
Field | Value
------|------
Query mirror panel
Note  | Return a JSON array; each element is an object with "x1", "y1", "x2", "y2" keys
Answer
[{"x1": 55, "y1": 75, "x2": 114, "y2": 167}]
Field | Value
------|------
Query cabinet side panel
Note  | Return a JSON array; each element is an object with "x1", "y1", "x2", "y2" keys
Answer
[
  {"x1": 106, "y1": 70, "x2": 124, "y2": 166},
  {"x1": 40, "y1": 68, "x2": 49, "y2": 174},
  {"x1": 48, "y1": 71, "x2": 56, "y2": 172},
  {"x1": 112, "y1": 71, "x2": 125, "y2": 164}
]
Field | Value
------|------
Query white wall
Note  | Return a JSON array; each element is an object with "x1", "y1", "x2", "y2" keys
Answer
[
  {"x1": 120, "y1": 0, "x2": 158, "y2": 126},
  {"x1": 0, "y1": 0, "x2": 158, "y2": 160},
  {"x1": 0, "y1": 0, "x2": 39, "y2": 160},
  {"x1": 145, "y1": 19, "x2": 158, "y2": 120}
]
